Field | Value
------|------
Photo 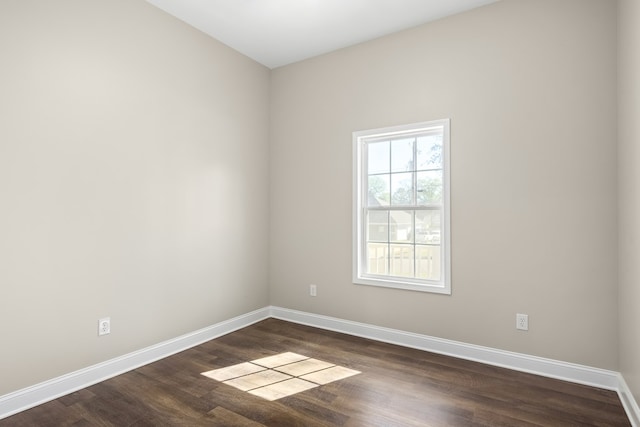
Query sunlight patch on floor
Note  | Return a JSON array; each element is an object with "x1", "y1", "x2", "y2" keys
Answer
[{"x1": 201, "y1": 352, "x2": 360, "y2": 401}]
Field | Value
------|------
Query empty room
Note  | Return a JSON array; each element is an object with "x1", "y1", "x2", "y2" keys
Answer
[{"x1": 1, "y1": 0, "x2": 639, "y2": 425}]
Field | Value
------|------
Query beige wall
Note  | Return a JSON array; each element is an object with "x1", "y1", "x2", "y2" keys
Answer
[
  {"x1": 618, "y1": 0, "x2": 640, "y2": 402},
  {"x1": 270, "y1": 0, "x2": 619, "y2": 369},
  {"x1": 0, "y1": 0, "x2": 270, "y2": 395}
]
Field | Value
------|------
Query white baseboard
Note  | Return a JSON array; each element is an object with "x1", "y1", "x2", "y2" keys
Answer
[
  {"x1": 618, "y1": 374, "x2": 640, "y2": 427},
  {"x1": 1, "y1": 305, "x2": 638, "y2": 426},
  {"x1": 270, "y1": 306, "x2": 621, "y2": 389},
  {"x1": 0, "y1": 307, "x2": 271, "y2": 420}
]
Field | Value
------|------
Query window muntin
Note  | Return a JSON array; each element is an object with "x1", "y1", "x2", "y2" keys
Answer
[{"x1": 353, "y1": 120, "x2": 450, "y2": 294}]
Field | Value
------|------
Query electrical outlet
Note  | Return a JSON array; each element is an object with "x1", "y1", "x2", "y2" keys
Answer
[
  {"x1": 309, "y1": 284, "x2": 317, "y2": 297},
  {"x1": 516, "y1": 313, "x2": 528, "y2": 331},
  {"x1": 98, "y1": 317, "x2": 111, "y2": 336}
]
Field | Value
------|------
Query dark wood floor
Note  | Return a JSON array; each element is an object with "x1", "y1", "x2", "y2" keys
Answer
[{"x1": 1, "y1": 318, "x2": 631, "y2": 426}]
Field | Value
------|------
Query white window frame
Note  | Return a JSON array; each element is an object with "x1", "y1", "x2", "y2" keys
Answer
[{"x1": 352, "y1": 119, "x2": 451, "y2": 294}]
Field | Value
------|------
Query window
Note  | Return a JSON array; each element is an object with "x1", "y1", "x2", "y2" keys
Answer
[{"x1": 353, "y1": 119, "x2": 451, "y2": 294}]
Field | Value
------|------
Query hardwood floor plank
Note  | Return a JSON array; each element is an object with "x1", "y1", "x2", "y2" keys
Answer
[
  {"x1": 0, "y1": 400, "x2": 84, "y2": 427},
  {"x1": 206, "y1": 406, "x2": 266, "y2": 426},
  {"x1": 1, "y1": 318, "x2": 631, "y2": 426}
]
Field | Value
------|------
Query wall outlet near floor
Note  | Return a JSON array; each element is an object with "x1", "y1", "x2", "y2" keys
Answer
[
  {"x1": 309, "y1": 284, "x2": 317, "y2": 297},
  {"x1": 98, "y1": 317, "x2": 111, "y2": 336},
  {"x1": 516, "y1": 313, "x2": 528, "y2": 331}
]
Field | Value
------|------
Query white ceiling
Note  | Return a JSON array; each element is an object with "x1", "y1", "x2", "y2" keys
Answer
[{"x1": 146, "y1": 0, "x2": 499, "y2": 69}]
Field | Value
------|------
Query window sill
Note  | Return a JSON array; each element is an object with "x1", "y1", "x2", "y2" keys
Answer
[{"x1": 353, "y1": 276, "x2": 451, "y2": 295}]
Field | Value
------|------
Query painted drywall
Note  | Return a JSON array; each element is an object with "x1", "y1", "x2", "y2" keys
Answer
[
  {"x1": 269, "y1": 0, "x2": 619, "y2": 369},
  {"x1": 618, "y1": 0, "x2": 640, "y2": 403},
  {"x1": 0, "y1": 0, "x2": 270, "y2": 395}
]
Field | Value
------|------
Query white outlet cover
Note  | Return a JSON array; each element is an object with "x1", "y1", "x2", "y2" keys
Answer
[
  {"x1": 516, "y1": 313, "x2": 528, "y2": 331},
  {"x1": 98, "y1": 317, "x2": 111, "y2": 336}
]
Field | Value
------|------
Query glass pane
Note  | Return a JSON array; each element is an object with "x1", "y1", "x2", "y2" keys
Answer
[
  {"x1": 367, "y1": 174, "x2": 390, "y2": 206},
  {"x1": 417, "y1": 133, "x2": 443, "y2": 170},
  {"x1": 390, "y1": 244, "x2": 414, "y2": 278},
  {"x1": 416, "y1": 245, "x2": 441, "y2": 281},
  {"x1": 367, "y1": 211, "x2": 388, "y2": 243},
  {"x1": 368, "y1": 140, "x2": 390, "y2": 175},
  {"x1": 390, "y1": 210, "x2": 413, "y2": 243},
  {"x1": 367, "y1": 243, "x2": 388, "y2": 276},
  {"x1": 391, "y1": 138, "x2": 414, "y2": 172},
  {"x1": 417, "y1": 170, "x2": 442, "y2": 205},
  {"x1": 415, "y1": 210, "x2": 441, "y2": 244},
  {"x1": 391, "y1": 172, "x2": 413, "y2": 205}
]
